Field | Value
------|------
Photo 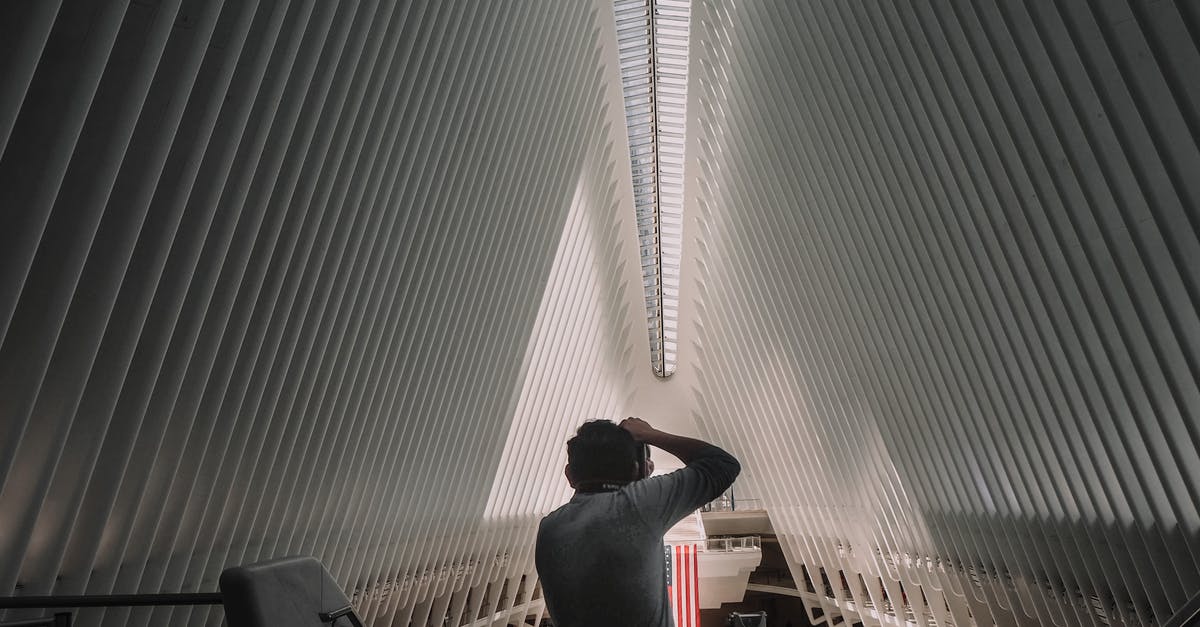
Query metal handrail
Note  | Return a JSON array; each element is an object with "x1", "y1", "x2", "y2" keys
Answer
[
  {"x1": 704, "y1": 498, "x2": 764, "y2": 512},
  {"x1": 702, "y1": 491, "x2": 764, "y2": 513},
  {"x1": 0, "y1": 614, "x2": 71, "y2": 627},
  {"x1": 702, "y1": 535, "x2": 761, "y2": 552},
  {"x1": 0, "y1": 593, "x2": 222, "y2": 609},
  {"x1": 1164, "y1": 588, "x2": 1200, "y2": 627},
  {"x1": 0, "y1": 593, "x2": 222, "y2": 627}
]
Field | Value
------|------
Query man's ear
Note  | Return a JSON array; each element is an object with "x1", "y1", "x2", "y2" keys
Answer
[{"x1": 565, "y1": 464, "x2": 577, "y2": 488}]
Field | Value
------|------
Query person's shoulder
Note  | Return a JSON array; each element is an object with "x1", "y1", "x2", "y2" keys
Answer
[
  {"x1": 536, "y1": 506, "x2": 564, "y2": 548},
  {"x1": 618, "y1": 472, "x2": 685, "y2": 504},
  {"x1": 539, "y1": 502, "x2": 568, "y2": 525},
  {"x1": 538, "y1": 497, "x2": 585, "y2": 530}
]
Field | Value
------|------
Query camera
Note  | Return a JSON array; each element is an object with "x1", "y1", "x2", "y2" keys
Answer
[
  {"x1": 635, "y1": 442, "x2": 651, "y2": 479},
  {"x1": 726, "y1": 611, "x2": 767, "y2": 627}
]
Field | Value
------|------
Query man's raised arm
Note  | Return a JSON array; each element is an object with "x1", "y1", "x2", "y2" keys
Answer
[
  {"x1": 619, "y1": 417, "x2": 733, "y2": 466},
  {"x1": 619, "y1": 417, "x2": 741, "y2": 528}
]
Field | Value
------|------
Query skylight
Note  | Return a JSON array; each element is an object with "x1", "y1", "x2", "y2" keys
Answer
[{"x1": 615, "y1": 0, "x2": 690, "y2": 378}]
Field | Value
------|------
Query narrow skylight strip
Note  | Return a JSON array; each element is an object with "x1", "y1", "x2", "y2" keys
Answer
[{"x1": 615, "y1": 0, "x2": 690, "y2": 377}]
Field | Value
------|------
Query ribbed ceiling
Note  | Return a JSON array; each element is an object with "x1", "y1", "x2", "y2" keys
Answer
[
  {"x1": 686, "y1": 1, "x2": 1200, "y2": 625},
  {"x1": 2, "y1": 1, "x2": 1199, "y2": 627},
  {"x1": 0, "y1": 1, "x2": 644, "y2": 625}
]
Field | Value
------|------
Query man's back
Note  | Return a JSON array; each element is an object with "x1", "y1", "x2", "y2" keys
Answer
[{"x1": 535, "y1": 444, "x2": 740, "y2": 627}]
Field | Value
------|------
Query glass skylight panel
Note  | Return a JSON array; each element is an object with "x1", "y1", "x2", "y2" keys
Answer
[{"x1": 615, "y1": 0, "x2": 690, "y2": 378}]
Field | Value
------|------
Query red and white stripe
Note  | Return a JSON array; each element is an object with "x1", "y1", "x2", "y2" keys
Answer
[{"x1": 667, "y1": 543, "x2": 700, "y2": 627}]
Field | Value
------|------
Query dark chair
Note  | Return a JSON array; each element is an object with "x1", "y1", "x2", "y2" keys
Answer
[{"x1": 220, "y1": 556, "x2": 363, "y2": 627}]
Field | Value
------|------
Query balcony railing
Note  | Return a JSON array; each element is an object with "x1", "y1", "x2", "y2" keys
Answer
[
  {"x1": 702, "y1": 496, "x2": 763, "y2": 513},
  {"x1": 701, "y1": 536, "x2": 761, "y2": 552}
]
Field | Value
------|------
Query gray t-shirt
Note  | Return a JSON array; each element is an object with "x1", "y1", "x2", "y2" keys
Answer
[{"x1": 535, "y1": 445, "x2": 740, "y2": 627}]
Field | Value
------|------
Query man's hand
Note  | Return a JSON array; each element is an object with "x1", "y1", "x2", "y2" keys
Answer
[
  {"x1": 619, "y1": 417, "x2": 730, "y2": 466},
  {"x1": 619, "y1": 417, "x2": 657, "y2": 441}
]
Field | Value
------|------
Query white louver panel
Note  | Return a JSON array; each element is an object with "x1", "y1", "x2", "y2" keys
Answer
[
  {"x1": 0, "y1": 1, "x2": 643, "y2": 626},
  {"x1": 687, "y1": 1, "x2": 1200, "y2": 626},
  {"x1": 615, "y1": 0, "x2": 690, "y2": 378},
  {"x1": 483, "y1": 163, "x2": 641, "y2": 520}
]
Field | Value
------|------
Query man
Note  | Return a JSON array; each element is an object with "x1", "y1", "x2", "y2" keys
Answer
[{"x1": 535, "y1": 417, "x2": 741, "y2": 626}]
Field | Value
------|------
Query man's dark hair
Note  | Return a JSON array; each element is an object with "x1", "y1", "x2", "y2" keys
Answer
[{"x1": 567, "y1": 420, "x2": 639, "y2": 485}]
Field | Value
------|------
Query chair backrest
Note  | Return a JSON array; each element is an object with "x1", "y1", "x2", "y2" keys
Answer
[{"x1": 219, "y1": 556, "x2": 362, "y2": 627}]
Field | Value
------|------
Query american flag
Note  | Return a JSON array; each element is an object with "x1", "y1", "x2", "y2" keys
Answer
[{"x1": 664, "y1": 543, "x2": 699, "y2": 627}]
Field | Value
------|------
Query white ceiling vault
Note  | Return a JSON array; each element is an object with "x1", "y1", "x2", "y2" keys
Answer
[
  {"x1": 0, "y1": 2, "x2": 1198, "y2": 627},
  {"x1": 683, "y1": 1, "x2": 1200, "y2": 626}
]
